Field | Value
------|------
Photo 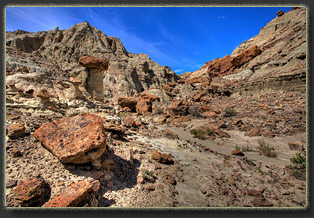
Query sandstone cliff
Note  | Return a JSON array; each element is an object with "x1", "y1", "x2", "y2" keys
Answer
[
  {"x1": 183, "y1": 7, "x2": 306, "y2": 94},
  {"x1": 6, "y1": 21, "x2": 179, "y2": 101}
]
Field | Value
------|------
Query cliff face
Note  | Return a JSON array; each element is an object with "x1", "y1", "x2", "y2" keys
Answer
[
  {"x1": 183, "y1": 7, "x2": 306, "y2": 94},
  {"x1": 6, "y1": 21, "x2": 179, "y2": 99}
]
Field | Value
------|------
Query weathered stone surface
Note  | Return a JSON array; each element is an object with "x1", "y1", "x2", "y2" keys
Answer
[
  {"x1": 33, "y1": 113, "x2": 107, "y2": 164},
  {"x1": 36, "y1": 89, "x2": 50, "y2": 100},
  {"x1": 7, "y1": 123, "x2": 25, "y2": 139},
  {"x1": 231, "y1": 150, "x2": 245, "y2": 156},
  {"x1": 151, "y1": 150, "x2": 174, "y2": 165},
  {"x1": 15, "y1": 177, "x2": 50, "y2": 207},
  {"x1": 251, "y1": 197, "x2": 273, "y2": 207},
  {"x1": 247, "y1": 127, "x2": 261, "y2": 137},
  {"x1": 213, "y1": 129, "x2": 230, "y2": 138},
  {"x1": 42, "y1": 181, "x2": 93, "y2": 207},
  {"x1": 136, "y1": 97, "x2": 152, "y2": 114},
  {"x1": 123, "y1": 116, "x2": 136, "y2": 128},
  {"x1": 247, "y1": 189, "x2": 263, "y2": 197},
  {"x1": 231, "y1": 45, "x2": 261, "y2": 67},
  {"x1": 117, "y1": 97, "x2": 137, "y2": 111},
  {"x1": 79, "y1": 56, "x2": 109, "y2": 71}
]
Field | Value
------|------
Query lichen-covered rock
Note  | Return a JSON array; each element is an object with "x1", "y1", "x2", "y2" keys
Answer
[
  {"x1": 33, "y1": 113, "x2": 107, "y2": 164},
  {"x1": 15, "y1": 177, "x2": 50, "y2": 207}
]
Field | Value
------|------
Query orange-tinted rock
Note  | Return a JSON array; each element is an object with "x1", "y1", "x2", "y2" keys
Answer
[
  {"x1": 191, "y1": 91, "x2": 206, "y2": 102},
  {"x1": 42, "y1": 181, "x2": 93, "y2": 207},
  {"x1": 219, "y1": 55, "x2": 234, "y2": 73},
  {"x1": 151, "y1": 150, "x2": 174, "y2": 165},
  {"x1": 33, "y1": 113, "x2": 107, "y2": 164},
  {"x1": 117, "y1": 96, "x2": 137, "y2": 111},
  {"x1": 187, "y1": 77, "x2": 205, "y2": 84},
  {"x1": 136, "y1": 97, "x2": 152, "y2": 114},
  {"x1": 231, "y1": 45, "x2": 261, "y2": 67},
  {"x1": 69, "y1": 77, "x2": 82, "y2": 84},
  {"x1": 36, "y1": 89, "x2": 50, "y2": 100},
  {"x1": 163, "y1": 84, "x2": 173, "y2": 92},
  {"x1": 78, "y1": 56, "x2": 109, "y2": 71},
  {"x1": 138, "y1": 93, "x2": 160, "y2": 102},
  {"x1": 7, "y1": 123, "x2": 25, "y2": 139},
  {"x1": 231, "y1": 150, "x2": 245, "y2": 156},
  {"x1": 213, "y1": 129, "x2": 230, "y2": 138},
  {"x1": 123, "y1": 116, "x2": 136, "y2": 128},
  {"x1": 15, "y1": 177, "x2": 50, "y2": 207},
  {"x1": 247, "y1": 127, "x2": 261, "y2": 137},
  {"x1": 201, "y1": 111, "x2": 217, "y2": 118},
  {"x1": 201, "y1": 104, "x2": 212, "y2": 112}
]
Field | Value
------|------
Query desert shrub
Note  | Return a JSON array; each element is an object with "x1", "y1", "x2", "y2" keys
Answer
[
  {"x1": 223, "y1": 107, "x2": 237, "y2": 117},
  {"x1": 257, "y1": 140, "x2": 277, "y2": 158},
  {"x1": 188, "y1": 106, "x2": 202, "y2": 117},
  {"x1": 287, "y1": 153, "x2": 306, "y2": 180},
  {"x1": 241, "y1": 145, "x2": 253, "y2": 152},
  {"x1": 154, "y1": 107, "x2": 164, "y2": 115},
  {"x1": 190, "y1": 128, "x2": 207, "y2": 140}
]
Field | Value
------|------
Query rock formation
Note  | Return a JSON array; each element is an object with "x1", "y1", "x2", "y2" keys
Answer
[
  {"x1": 183, "y1": 7, "x2": 306, "y2": 95},
  {"x1": 6, "y1": 21, "x2": 179, "y2": 101},
  {"x1": 33, "y1": 113, "x2": 107, "y2": 164}
]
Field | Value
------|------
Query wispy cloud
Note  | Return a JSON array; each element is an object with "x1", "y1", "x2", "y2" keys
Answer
[
  {"x1": 217, "y1": 15, "x2": 227, "y2": 20},
  {"x1": 174, "y1": 69, "x2": 184, "y2": 73}
]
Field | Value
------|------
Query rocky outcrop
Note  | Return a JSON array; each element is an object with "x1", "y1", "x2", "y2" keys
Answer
[
  {"x1": 33, "y1": 113, "x2": 107, "y2": 164},
  {"x1": 184, "y1": 7, "x2": 306, "y2": 94},
  {"x1": 6, "y1": 22, "x2": 179, "y2": 100}
]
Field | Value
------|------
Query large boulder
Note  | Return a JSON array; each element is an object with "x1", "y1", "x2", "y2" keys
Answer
[
  {"x1": 33, "y1": 113, "x2": 107, "y2": 164},
  {"x1": 136, "y1": 97, "x2": 152, "y2": 115},
  {"x1": 78, "y1": 56, "x2": 109, "y2": 71},
  {"x1": 117, "y1": 96, "x2": 137, "y2": 111}
]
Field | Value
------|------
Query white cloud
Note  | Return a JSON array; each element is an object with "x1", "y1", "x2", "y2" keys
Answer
[{"x1": 217, "y1": 16, "x2": 227, "y2": 20}]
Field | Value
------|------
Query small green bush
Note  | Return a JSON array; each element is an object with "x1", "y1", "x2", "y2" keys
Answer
[
  {"x1": 190, "y1": 128, "x2": 210, "y2": 140},
  {"x1": 223, "y1": 107, "x2": 237, "y2": 117},
  {"x1": 154, "y1": 107, "x2": 164, "y2": 115},
  {"x1": 257, "y1": 140, "x2": 277, "y2": 158},
  {"x1": 287, "y1": 153, "x2": 306, "y2": 180}
]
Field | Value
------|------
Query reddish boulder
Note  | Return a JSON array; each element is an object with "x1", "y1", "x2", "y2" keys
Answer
[
  {"x1": 231, "y1": 45, "x2": 261, "y2": 67},
  {"x1": 201, "y1": 111, "x2": 217, "y2": 118},
  {"x1": 33, "y1": 113, "x2": 107, "y2": 164},
  {"x1": 136, "y1": 97, "x2": 152, "y2": 114},
  {"x1": 15, "y1": 177, "x2": 50, "y2": 207},
  {"x1": 201, "y1": 104, "x2": 212, "y2": 112},
  {"x1": 42, "y1": 181, "x2": 93, "y2": 207},
  {"x1": 219, "y1": 55, "x2": 234, "y2": 73},
  {"x1": 151, "y1": 150, "x2": 174, "y2": 165},
  {"x1": 117, "y1": 96, "x2": 137, "y2": 111},
  {"x1": 123, "y1": 116, "x2": 136, "y2": 128},
  {"x1": 78, "y1": 56, "x2": 109, "y2": 71},
  {"x1": 7, "y1": 123, "x2": 25, "y2": 139}
]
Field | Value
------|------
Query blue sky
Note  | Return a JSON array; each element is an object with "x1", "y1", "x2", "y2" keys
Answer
[{"x1": 6, "y1": 6, "x2": 291, "y2": 74}]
